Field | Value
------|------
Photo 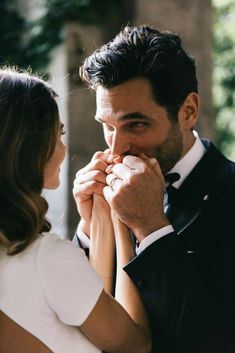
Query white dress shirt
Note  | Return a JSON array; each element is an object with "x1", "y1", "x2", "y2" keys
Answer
[{"x1": 76, "y1": 131, "x2": 206, "y2": 254}]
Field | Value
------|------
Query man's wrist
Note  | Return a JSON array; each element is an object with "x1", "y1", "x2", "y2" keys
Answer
[
  {"x1": 137, "y1": 224, "x2": 174, "y2": 254},
  {"x1": 133, "y1": 215, "x2": 170, "y2": 243}
]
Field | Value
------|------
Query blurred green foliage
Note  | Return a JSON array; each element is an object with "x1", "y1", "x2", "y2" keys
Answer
[
  {"x1": 0, "y1": 0, "x2": 26, "y2": 67},
  {"x1": 0, "y1": 0, "x2": 124, "y2": 71},
  {"x1": 213, "y1": 0, "x2": 235, "y2": 159}
]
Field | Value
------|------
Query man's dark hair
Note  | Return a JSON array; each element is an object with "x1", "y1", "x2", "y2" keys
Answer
[{"x1": 80, "y1": 25, "x2": 198, "y2": 120}]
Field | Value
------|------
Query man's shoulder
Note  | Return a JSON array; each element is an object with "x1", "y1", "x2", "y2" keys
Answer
[
  {"x1": 201, "y1": 139, "x2": 235, "y2": 176},
  {"x1": 206, "y1": 143, "x2": 235, "y2": 201},
  {"x1": 183, "y1": 140, "x2": 235, "y2": 204}
]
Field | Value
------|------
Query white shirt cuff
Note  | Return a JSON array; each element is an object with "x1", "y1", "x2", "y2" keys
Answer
[
  {"x1": 74, "y1": 223, "x2": 174, "y2": 256},
  {"x1": 137, "y1": 225, "x2": 174, "y2": 254},
  {"x1": 73, "y1": 223, "x2": 90, "y2": 249}
]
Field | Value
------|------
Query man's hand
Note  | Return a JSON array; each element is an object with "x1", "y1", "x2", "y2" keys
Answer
[
  {"x1": 73, "y1": 150, "x2": 113, "y2": 236},
  {"x1": 103, "y1": 154, "x2": 169, "y2": 242}
]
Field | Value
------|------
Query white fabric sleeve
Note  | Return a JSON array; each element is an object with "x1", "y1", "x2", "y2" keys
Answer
[
  {"x1": 72, "y1": 223, "x2": 90, "y2": 249},
  {"x1": 36, "y1": 233, "x2": 103, "y2": 326},
  {"x1": 137, "y1": 225, "x2": 174, "y2": 254}
]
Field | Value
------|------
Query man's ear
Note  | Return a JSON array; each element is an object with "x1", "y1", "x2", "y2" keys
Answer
[{"x1": 178, "y1": 92, "x2": 199, "y2": 130}]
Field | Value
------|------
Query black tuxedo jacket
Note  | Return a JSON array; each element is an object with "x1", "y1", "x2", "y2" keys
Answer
[{"x1": 124, "y1": 140, "x2": 235, "y2": 353}]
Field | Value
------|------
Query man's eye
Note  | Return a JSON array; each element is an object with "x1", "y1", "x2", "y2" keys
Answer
[
  {"x1": 103, "y1": 123, "x2": 114, "y2": 131},
  {"x1": 128, "y1": 121, "x2": 146, "y2": 128}
]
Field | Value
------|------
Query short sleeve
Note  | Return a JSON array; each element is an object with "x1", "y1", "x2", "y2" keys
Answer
[{"x1": 36, "y1": 233, "x2": 103, "y2": 326}]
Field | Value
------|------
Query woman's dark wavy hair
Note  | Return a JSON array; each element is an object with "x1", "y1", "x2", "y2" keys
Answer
[
  {"x1": 80, "y1": 25, "x2": 198, "y2": 120},
  {"x1": 0, "y1": 68, "x2": 59, "y2": 255}
]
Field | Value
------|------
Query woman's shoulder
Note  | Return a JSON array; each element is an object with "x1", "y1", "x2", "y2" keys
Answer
[
  {"x1": 35, "y1": 231, "x2": 103, "y2": 292},
  {"x1": 35, "y1": 232, "x2": 102, "y2": 284},
  {"x1": 35, "y1": 232, "x2": 103, "y2": 325},
  {"x1": 36, "y1": 232, "x2": 87, "y2": 263}
]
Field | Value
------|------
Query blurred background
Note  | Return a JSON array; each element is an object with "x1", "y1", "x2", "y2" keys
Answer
[{"x1": 1, "y1": 0, "x2": 234, "y2": 238}]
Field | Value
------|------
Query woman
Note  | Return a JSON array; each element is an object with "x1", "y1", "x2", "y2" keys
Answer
[{"x1": 0, "y1": 68, "x2": 151, "y2": 353}]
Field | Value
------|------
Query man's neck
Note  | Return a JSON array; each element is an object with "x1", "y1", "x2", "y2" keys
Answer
[{"x1": 167, "y1": 131, "x2": 206, "y2": 189}]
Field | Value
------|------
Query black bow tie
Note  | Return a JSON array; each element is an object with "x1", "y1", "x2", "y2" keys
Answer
[
  {"x1": 165, "y1": 172, "x2": 180, "y2": 184},
  {"x1": 165, "y1": 173, "x2": 180, "y2": 203}
]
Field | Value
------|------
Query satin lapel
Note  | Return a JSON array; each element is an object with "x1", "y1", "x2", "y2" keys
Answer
[
  {"x1": 166, "y1": 140, "x2": 231, "y2": 235},
  {"x1": 166, "y1": 203, "x2": 204, "y2": 235}
]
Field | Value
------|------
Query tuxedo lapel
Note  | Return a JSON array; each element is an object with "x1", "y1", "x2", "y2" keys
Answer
[
  {"x1": 166, "y1": 140, "x2": 231, "y2": 235},
  {"x1": 166, "y1": 203, "x2": 204, "y2": 235}
]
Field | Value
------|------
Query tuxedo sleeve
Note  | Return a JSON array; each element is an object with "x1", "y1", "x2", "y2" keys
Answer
[{"x1": 124, "y1": 230, "x2": 235, "y2": 353}]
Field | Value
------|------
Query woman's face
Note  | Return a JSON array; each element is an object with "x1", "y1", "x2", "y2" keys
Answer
[{"x1": 43, "y1": 121, "x2": 67, "y2": 189}]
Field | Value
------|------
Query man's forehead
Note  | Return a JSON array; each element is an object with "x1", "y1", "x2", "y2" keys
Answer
[
  {"x1": 95, "y1": 106, "x2": 116, "y2": 121},
  {"x1": 96, "y1": 85, "x2": 136, "y2": 105},
  {"x1": 96, "y1": 78, "x2": 154, "y2": 99},
  {"x1": 95, "y1": 79, "x2": 155, "y2": 120},
  {"x1": 95, "y1": 89, "x2": 133, "y2": 121}
]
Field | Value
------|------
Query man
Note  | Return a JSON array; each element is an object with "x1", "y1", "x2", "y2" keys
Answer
[{"x1": 73, "y1": 25, "x2": 235, "y2": 353}]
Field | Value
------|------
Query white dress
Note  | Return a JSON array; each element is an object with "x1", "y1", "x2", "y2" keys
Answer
[{"x1": 0, "y1": 233, "x2": 103, "y2": 353}]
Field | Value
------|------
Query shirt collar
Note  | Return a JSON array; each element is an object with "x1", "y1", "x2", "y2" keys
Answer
[{"x1": 167, "y1": 131, "x2": 206, "y2": 189}]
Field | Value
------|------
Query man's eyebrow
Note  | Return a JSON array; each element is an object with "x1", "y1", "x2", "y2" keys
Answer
[
  {"x1": 95, "y1": 112, "x2": 151, "y2": 123},
  {"x1": 95, "y1": 116, "x2": 103, "y2": 123}
]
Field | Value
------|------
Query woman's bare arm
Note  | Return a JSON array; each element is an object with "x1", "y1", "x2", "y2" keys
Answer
[
  {"x1": 89, "y1": 193, "x2": 115, "y2": 293},
  {"x1": 79, "y1": 194, "x2": 151, "y2": 353}
]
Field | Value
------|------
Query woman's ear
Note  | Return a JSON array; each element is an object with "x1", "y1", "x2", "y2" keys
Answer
[{"x1": 178, "y1": 92, "x2": 200, "y2": 130}]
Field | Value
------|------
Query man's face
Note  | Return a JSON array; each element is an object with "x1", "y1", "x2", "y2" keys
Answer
[{"x1": 95, "y1": 78, "x2": 188, "y2": 174}]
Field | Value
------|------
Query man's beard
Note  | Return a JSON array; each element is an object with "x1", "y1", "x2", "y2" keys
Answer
[{"x1": 153, "y1": 122, "x2": 184, "y2": 175}]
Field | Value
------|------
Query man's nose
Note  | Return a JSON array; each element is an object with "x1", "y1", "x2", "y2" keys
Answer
[{"x1": 110, "y1": 131, "x2": 132, "y2": 157}]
